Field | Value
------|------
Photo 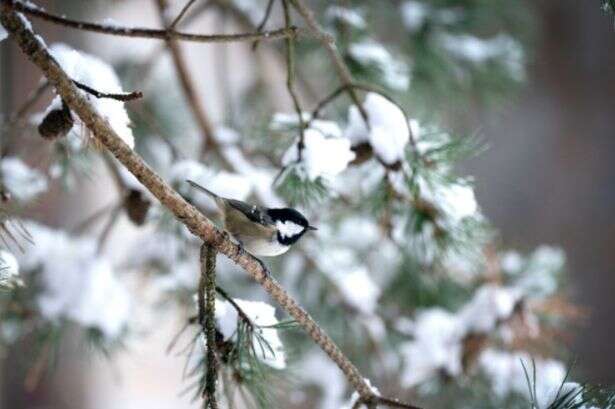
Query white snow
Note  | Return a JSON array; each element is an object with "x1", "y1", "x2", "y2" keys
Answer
[
  {"x1": 215, "y1": 298, "x2": 286, "y2": 369},
  {"x1": 479, "y1": 348, "x2": 567, "y2": 407},
  {"x1": 325, "y1": 6, "x2": 366, "y2": 29},
  {"x1": 0, "y1": 250, "x2": 20, "y2": 288},
  {"x1": 345, "y1": 93, "x2": 410, "y2": 165},
  {"x1": 418, "y1": 177, "x2": 478, "y2": 225},
  {"x1": 0, "y1": 24, "x2": 7, "y2": 42},
  {"x1": 48, "y1": 43, "x2": 135, "y2": 148},
  {"x1": 399, "y1": 284, "x2": 522, "y2": 386},
  {"x1": 513, "y1": 245, "x2": 565, "y2": 297},
  {"x1": 458, "y1": 285, "x2": 520, "y2": 333},
  {"x1": 501, "y1": 251, "x2": 523, "y2": 273},
  {"x1": 439, "y1": 33, "x2": 525, "y2": 80},
  {"x1": 400, "y1": 308, "x2": 463, "y2": 386},
  {"x1": 299, "y1": 350, "x2": 347, "y2": 409},
  {"x1": 348, "y1": 41, "x2": 409, "y2": 91},
  {"x1": 271, "y1": 113, "x2": 343, "y2": 138},
  {"x1": 282, "y1": 128, "x2": 356, "y2": 182},
  {"x1": 19, "y1": 223, "x2": 131, "y2": 339},
  {"x1": 400, "y1": 1, "x2": 430, "y2": 32},
  {"x1": 1, "y1": 157, "x2": 48, "y2": 202},
  {"x1": 276, "y1": 220, "x2": 305, "y2": 238},
  {"x1": 330, "y1": 267, "x2": 381, "y2": 315}
]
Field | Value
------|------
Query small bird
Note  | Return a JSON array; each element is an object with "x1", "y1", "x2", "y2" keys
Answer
[{"x1": 187, "y1": 180, "x2": 317, "y2": 257}]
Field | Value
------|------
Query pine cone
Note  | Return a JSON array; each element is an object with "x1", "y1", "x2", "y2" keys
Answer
[
  {"x1": 38, "y1": 100, "x2": 74, "y2": 140},
  {"x1": 124, "y1": 189, "x2": 151, "y2": 226}
]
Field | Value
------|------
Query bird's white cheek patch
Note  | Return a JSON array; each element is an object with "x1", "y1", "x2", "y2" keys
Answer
[{"x1": 276, "y1": 220, "x2": 304, "y2": 238}]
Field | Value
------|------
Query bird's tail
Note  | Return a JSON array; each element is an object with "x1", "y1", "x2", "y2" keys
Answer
[{"x1": 186, "y1": 180, "x2": 219, "y2": 199}]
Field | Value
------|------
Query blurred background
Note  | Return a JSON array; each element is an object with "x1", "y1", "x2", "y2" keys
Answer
[{"x1": 1, "y1": 0, "x2": 614, "y2": 408}]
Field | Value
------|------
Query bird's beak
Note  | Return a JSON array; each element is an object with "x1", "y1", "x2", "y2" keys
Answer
[{"x1": 307, "y1": 225, "x2": 318, "y2": 231}]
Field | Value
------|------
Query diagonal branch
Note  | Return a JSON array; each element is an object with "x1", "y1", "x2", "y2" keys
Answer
[
  {"x1": 0, "y1": 6, "x2": 386, "y2": 404},
  {"x1": 288, "y1": 0, "x2": 369, "y2": 125},
  {"x1": 9, "y1": 0, "x2": 298, "y2": 44},
  {"x1": 154, "y1": 0, "x2": 232, "y2": 168}
]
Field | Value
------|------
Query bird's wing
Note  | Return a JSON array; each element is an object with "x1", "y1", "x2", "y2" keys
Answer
[{"x1": 226, "y1": 199, "x2": 272, "y2": 226}]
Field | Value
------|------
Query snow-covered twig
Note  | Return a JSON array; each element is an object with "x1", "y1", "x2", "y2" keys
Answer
[{"x1": 9, "y1": 0, "x2": 299, "y2": 44}]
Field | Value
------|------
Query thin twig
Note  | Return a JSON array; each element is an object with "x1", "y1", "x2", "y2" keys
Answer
[
  {"x1": 199, "y1": 244, "x2": 219, "y2": 408},
  {"x1": 211, "y1": 0, "x2": 320, "y2": 102},
  {"x1": 96, "y1": 204, "x2": 122, "y2": 254},
  {"x1": 154, "y1": 0, "x2": 233, "y2": 169},
  {"x1": 0, "y1": 9, "x2": 421, "y2": 408},
  {"x1": 10, "y1": 0, "x2": 298, "y2": 44},
  {"x1": 215, "y1": 286, "x2": 254, "y2": 330},
  {"x1": 282, "y1": 0, "x2": 306, "y2": 159},
  {"x1": 169, "y1": 0, "x2": 200, "y2": 29},
  {"x1": 251, "y1": 0, "x2": 276, "y2": 50},
  {"x1": 73, "y1": 80, "x2": 143, "y2": 102},
  {"x1": 71, "y1": 202, "x2": 121, "y2": 234},
  {"x1": 8, "y1": 80, "x2": 50, "y2": 123},
  {"x1": 309, "y1": 82, "x2": 417, "y2": 152},
  {"x1": 288, "y1": 0, "x2": 369, "y2": 125}
]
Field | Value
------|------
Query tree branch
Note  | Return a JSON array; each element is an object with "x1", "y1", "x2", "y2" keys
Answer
[
  {"x1": 154, "y1": 0, "x2": 232, "y2": 168},
  {"x1": 9, "y1": 0, "x2": 299, "y2": 44},
  {"x1": 199, "y1": 244, "x2": 219, "y2": 409},
  {"x1": 0, "y1": 6, "x2": 391, "y2": 404},
  {"x1": 251, "y1": 0, "x2": 276, "y2": 50},
  {"x1": 169, "y1": 0, "x2": 202, "y2": 30},
  {"x1": 288, "y1": 0, "x2": 370, "y2": 125},
  {"x1": 282, "y1": 0, "x2": 306, "y2": 159},
  {"x1": 73, "y1": 80, "x2": 143, "y2": 102}
]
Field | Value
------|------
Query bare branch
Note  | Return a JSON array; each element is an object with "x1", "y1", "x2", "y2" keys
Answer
[
  {"x1": 169, "y1": 0, "x2": 202, "y2": 29},
  {"x1": 282, "y1": 0, "x2": 306, "y2": 159},
  {"x1": 73, "y1": 80, "x2": 143, "y2": 102},
  {"x1": 154, "y1": 0, "x2": 232, "y2": 168},
  {"x1": 9, "y1": 0, "x2": 299, "y2": 44},
  {"x1": 288, "y1": 0, "x2": 369, "y2": 125},
  {"x1": 252, "y1": 0, "x2": 276, "y2": 50}
]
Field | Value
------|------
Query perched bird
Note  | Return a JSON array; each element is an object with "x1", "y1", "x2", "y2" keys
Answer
[{"x1": 187, "y1": 180, "x2": 317, "y2": 257}]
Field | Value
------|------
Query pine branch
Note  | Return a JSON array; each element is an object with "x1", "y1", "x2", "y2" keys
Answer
[
  {"x1": 9, "y1": 0, "x2": 299, "y2": 44},
  {"x1": 199, "y1": 244, "x2": 218, "y2": 409},
  {"x1": 0, "y1": 7, "x2": 420, "y2": 406}
]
